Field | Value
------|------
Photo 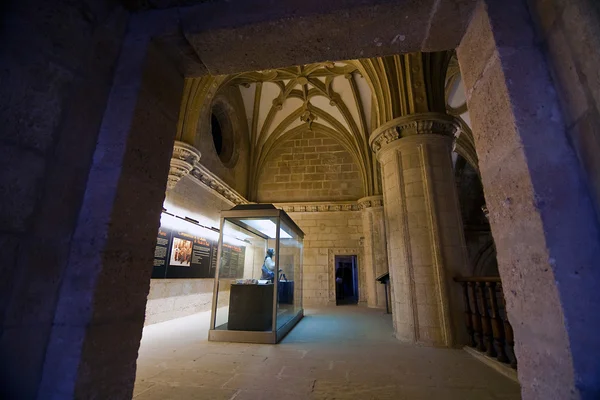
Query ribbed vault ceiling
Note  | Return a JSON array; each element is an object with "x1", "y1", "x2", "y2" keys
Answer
[
  {"x1": 221, "y1": 62, "x2": 378, "y2": 197},
  {"x1": 176, "y1": 55, "x2": 476, "y2": 199}
]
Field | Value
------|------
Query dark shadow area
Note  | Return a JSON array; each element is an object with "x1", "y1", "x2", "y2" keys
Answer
[{"x1": 335, "y1": 255, "x2": 358, "y2": 305}]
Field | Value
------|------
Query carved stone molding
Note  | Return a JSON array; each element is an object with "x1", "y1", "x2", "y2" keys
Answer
[
  {"x1": 275, "y1": 201, "x2": 360, "y2": 213},
  {"x1": 369, "y1": 112, "x2": 458, "y2": 154},
  {"x1": 167, "y1": 141, "x2": 201, "y2": 190},
  {"x1": 167, "y1": 141, "x2": 248, "y2": 205},
  {"x1": 189, "y1": 163, "x2": 248, "y2": 206},
  {"x1": 357, "y1": 195, "x2": 384, "y2": 210}
]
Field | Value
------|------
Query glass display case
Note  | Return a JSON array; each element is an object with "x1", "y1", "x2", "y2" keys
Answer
[{"x1": 208, "y1": 204, "x2": 304, "y2": 344}]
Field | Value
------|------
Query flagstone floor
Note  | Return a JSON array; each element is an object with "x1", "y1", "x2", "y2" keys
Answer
[{"x1": 134, "y1": 306, "x2": 521, "y2": 399}]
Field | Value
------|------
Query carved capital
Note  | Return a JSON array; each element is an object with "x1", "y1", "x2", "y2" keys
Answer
[
  {"x1": 167, "y1": 141, "x2": 201, "y2": 190},
  {"x1": 369, "y1": 112, "x2": 458, "y2": 154},
  {"x1": 358, "y1": 195, "x2": 384, "y2": 210},
  {"x1": 172, "y1": 140, "x2": 201, "y2": 164}
]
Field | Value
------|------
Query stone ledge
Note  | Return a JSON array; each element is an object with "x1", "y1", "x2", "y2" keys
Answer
[
  {"x1": 274, "y1": 201, "x2": 360, "y2": 212},
  {"x1": 463, "y1": 346, "x2": 519, "y2": 383}
]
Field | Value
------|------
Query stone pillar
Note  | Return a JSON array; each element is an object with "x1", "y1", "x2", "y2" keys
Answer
[
  {"x1": 34, "y1": 12, "x2": 186, "y2": 399},
  {"x1": 370, "y1": 113, "x2": 470, "y2": 346},
  {"x1": 358, "y1": 196, "x2": 389, "y2": 309},
  {"x1": 458, "y1": 1, "x2": 600, "y2": 398}
]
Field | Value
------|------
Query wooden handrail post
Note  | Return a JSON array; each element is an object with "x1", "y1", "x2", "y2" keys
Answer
[
  {"x1": 454, "y1": 276, "x2": 517, "y2": 370},
  {"x1": 486, "y1": 282, "x2": 508, "y2": 363},
  {"x1": 468, "y1": 281, "x2": 486, "y2": 352},
  {"x1": 477, "y1": 282, "x2": 496, "y2": 358},
  {"x1": 460, "y1": 281, "x2": 476, "y2": 347}
]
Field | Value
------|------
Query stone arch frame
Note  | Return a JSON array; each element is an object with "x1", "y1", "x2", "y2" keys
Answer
[
  {"x1": 471, "y1": 239, "x2": 498, "y2": 277},
  {"x1": 5, "y1": 1, "x2": 599, "y2": 399},
  {"x1": 327, "y1": 248, "x2": 365, "y2": 305}
]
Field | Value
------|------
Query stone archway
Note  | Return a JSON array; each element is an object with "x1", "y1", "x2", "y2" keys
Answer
[{"x1": 3, "y1": 1, "x2": 599, "y2": 399}]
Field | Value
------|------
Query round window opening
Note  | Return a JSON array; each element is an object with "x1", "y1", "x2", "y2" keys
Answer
[
  {"x1": 209, "y1": 104, "x2": 237, "y2": 167},
  {"x1": 211, "y1": 113, "x2": 223, "y2": 156}
]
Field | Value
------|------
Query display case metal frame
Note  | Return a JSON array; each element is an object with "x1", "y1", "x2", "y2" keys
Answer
[{"x1": 208, "y1": 205, "x2": 304, "y2": 344}]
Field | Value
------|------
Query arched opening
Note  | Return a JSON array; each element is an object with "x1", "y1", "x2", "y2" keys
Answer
[
  {"x1": 209, "y1": 101, "x2": 238, "y2": 168},
  {"x1": 5, "y1": 1, "x2": 599, "y2": 399}
]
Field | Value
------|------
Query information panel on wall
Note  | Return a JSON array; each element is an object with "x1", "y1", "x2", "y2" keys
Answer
[
  {"x1": 152, "y1": 224, "x2": 228, "y2": 279},
  {"x1": 219, "y1": 243, "x2": 246, "y2": 278},
  {"x1": 152, "y1": 227, "x2": 172, "y2": 278}
]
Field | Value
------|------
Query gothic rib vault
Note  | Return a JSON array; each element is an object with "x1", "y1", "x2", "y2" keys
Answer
[{"x1": 172, "y1": 52, "x2": 478, "y2": 204}]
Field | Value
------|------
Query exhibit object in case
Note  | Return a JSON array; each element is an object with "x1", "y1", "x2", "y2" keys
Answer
[{"x1": 209, "y1": 204, "x2": 304, "y2": 344}]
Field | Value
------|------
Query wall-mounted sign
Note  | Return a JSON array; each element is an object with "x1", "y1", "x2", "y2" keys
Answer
[
  {"x1": 152, "y1": 227, "x2": 222, "y2": 279},
  {"x1": 152, "y1": 218, "x2": 248, "y2": 279},
  {"x1": 152, "y1": 227, "x2": 172, "y2": 278},
  {"x1": 219, "y1": 243, "x2": 246, "y2": 279}
]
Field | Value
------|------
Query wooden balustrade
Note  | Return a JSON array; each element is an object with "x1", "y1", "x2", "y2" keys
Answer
[{"x1": 454, "y1": 276, "x2": 517, "y2": 369}]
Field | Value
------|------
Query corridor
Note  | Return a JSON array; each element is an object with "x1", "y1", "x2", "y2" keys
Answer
[{"x1": 134, "y1": 307, "x2": 521, "y2": 399}]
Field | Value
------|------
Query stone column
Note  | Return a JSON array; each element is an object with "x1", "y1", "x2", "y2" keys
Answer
[
  {"x1": 34, "y1": 13, "x2": 186, "y2": 399},
  {"x1": 370, "y1": 113, "x2": 470, "y2": 346},
  {"x1": 358, "y1": 196, "x2": 389, "y2": 309},
  {"x1": 458, "y1": 1, "x2": 600, "y2": 398}
]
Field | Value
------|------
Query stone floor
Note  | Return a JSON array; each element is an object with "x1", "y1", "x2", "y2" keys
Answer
[{"x1": 135, "y1": 306, "x2": 521, "y2": 399}]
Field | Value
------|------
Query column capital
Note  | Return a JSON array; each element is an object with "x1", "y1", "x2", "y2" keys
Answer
[
  {"x1": 167, "y1": 141, "x2": 201, "y2": 189},
  {"x1": 369, "y1": 112, "x2": 458, "y2": 155},
  {"x1": 358, "y1": 195, "x2": 384, "y2": 210}
]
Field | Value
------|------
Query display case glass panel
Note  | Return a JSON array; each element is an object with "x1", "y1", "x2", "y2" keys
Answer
[
  {"x1": 209, "y1": 205, "x2": 304, "y2": 344},
  {"x1": 276, "y1": 219, "x2": 303, "y2": 329},
  {"x1": 214, "y1": 218, "x2": 271, "y2": 330}
]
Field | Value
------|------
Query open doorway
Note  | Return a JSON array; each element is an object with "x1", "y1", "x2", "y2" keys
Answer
[{"x1": 335, "y1": 255, "x2": 359, "y2": 305}]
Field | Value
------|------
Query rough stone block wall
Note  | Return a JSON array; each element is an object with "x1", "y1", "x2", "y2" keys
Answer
[
  {"x1": 145, "y1": 280, "x2": 213, "y2": 325},
  {"x1": 36, "y1": 14, "x2": 188, "y2": 398},
  {"x1": 0, "y1": 2, "x2": 129, "y2": 398},
  {"x1": 285, "y1": 210, "x2": 364, "y2": 306},
  {"x1": 528, "y1": 0, "x2": 600, "y2": 219},
  {"x1": 257, "y1": 132, "x2": 364, "y2": 202},
  {"x1": 458, "y1": 1, "x2": 600, "y2": 397}
]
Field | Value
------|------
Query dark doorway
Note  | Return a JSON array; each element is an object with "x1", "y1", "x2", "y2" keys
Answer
[{"x1": 335, "y1": 255, "x2": 358, "y2": 305}]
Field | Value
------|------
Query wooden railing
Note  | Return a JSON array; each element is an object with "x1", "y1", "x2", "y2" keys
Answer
[{"x1": 454, "y1": 277, "x2": 517, "y2": 369}]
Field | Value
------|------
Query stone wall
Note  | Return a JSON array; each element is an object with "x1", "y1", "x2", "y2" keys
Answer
[
  {"x1": 257, "y1": 132, "x2": 364, "y2": 202},
  {"x1": 0, "y1": 1, "x2": 130, "y2": 397},
  {"x1": 282, "y1": 207, "x2": 364, "y2": 306},
  {"x1": 150, "y1": 174, "x2": 235, "y2": 325},
  {"x1": 528, "y1": 0, "x2": 600, "y2": 219},
  {"x1": 458, "y1": 1, "x2": 600, "y2": 397},
  {"x1": 145, "y1": 279, "x2": 213, "y2": 325}
]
